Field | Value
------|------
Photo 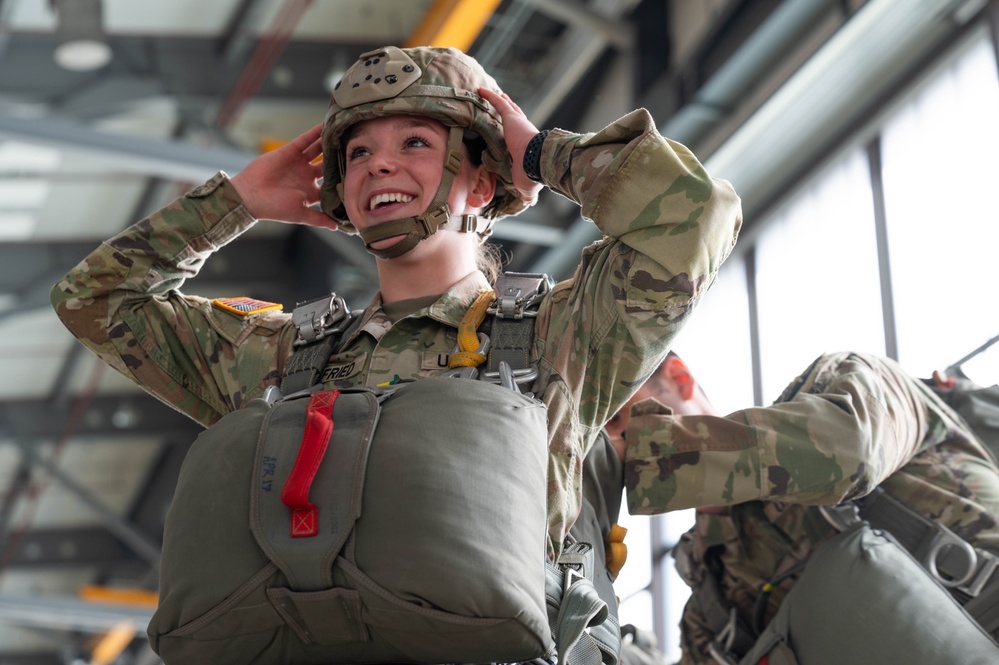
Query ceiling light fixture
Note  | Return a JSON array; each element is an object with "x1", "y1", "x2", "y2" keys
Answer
[{"x1": 51, "y1": 0, "x2": 112, "y2": 71}]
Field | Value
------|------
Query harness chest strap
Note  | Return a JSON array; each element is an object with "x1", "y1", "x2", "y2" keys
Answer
[
  {"x1": 284, "y1": 272, "x2": 552, "y2": 392},
  {"x1": 546, "y1": 542, "x2": 620, "y2": 665}
]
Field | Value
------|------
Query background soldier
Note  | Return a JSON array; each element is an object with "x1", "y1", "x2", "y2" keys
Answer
[{"x1": 607, "y1": 351, "x2": 999, "y2": 663}]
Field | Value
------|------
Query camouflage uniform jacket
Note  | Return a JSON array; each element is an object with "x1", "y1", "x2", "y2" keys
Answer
[
  {"x1": 623, "y1": 351, "x2": 999, "y2": 663},
  {"x1": 51, "y1": 109, "x2": 742, "y2": 560}
]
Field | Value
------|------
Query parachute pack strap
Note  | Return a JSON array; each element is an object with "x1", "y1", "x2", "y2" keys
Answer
[
  {"x1": 280, "y1": 390, "x2": 340, "y2": 537},
  {"x1": 673, "y1": 532, "x2": 757, "y2": 661},
  {"x1": 858, "y1": 487, "x2": 999, "y2": 631},
  {"x1": 283, "y1": 336, "x2": 339, "y2": 394},
  {"x1": 486, "y1": 272, "x2": 551, "y2": 378},
  {"x1": 947, "y1": 332, "x2": 999, "y2": 371},
  {"x1": 586, "y1": 606, "x2": 621, "y2": 665},
  {"x1": 283, "y1": 294, "x2": 361, "y2": 394},
  {"x1": 252, "y1": 389, "x2": 377, "y2": 591},
  {"x1": 966, "y1": 586, "x2": 999, "y2": 640},
  {"x1": 449, "y1": 290, "x2": 496, "y2": 368},
  {"x1": 545, "y1": 543, "x2": 619, "y2": 665},
  {"x1": 487, "y1": 316, "x2": 534, "y2": 373},
  {"x1": 358, "y1": 127, "x2": 465, "y2": 260}
]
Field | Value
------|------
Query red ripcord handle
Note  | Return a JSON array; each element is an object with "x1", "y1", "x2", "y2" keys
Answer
[{"x1": 280, "y1": 390, "x2": 339, "y2": 537}]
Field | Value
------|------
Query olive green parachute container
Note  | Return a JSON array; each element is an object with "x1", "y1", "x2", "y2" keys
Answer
[
  {"x1": 738, "y1": 522, "x2": 999, "y2": 665},
  {"x1": 147, "y1": 378, "x2": 552, "y2": 664}
]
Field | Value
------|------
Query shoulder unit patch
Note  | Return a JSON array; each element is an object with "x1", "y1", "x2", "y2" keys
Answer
[{"x1": 212, "y1": 296, "x2": 283, "y2": 317}]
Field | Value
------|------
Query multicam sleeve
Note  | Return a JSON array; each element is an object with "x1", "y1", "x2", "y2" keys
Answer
[
  {"x1": 540, "y1": 109, "x2": 742, "y2": 428},
  {"x1": 50, "y1": 172, "x2": 297, "y2": 427},
  {"x1": 533, "y1": 109, "x2": 743, "y2": 547},
  {"x1": 623, "y1": 352, "x2": 974, "y2": 514}
]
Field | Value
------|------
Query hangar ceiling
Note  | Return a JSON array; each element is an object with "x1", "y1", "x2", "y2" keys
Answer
[{"x1": 0, "y1": 0, "x2": 993, "y2": 662}]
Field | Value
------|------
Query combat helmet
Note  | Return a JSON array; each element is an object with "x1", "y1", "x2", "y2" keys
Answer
[{"x1": 321, "y1": 45, "x2": 528, "y2": 259}]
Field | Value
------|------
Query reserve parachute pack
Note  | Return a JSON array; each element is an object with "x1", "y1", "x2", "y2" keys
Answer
[{"x1": 148, "y1": 273, "x2": 620, "y2": 665}]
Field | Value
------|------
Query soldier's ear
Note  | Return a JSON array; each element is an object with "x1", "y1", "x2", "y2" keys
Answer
[
  {"x1": 466, "y1": 164, "x2": 496, "y2": 209},
  {"x1": 664, "y1": 355, "x2": 696, "y2": 401}
]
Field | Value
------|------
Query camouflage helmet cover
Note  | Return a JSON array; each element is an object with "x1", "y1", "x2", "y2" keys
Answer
[{"x1": 320, "y1": 45, "x2": 527, "y2": 233}]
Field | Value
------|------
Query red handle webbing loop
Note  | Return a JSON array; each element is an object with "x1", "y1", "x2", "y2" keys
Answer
[{"x1": 280, "y1": 389, "x2": 339, "y2": 537}]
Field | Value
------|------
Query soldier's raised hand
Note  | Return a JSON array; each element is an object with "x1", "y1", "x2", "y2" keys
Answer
[
  {"x1": 231, "y1": 123, "x2": 335, "y2": 230},
  {"x1": 479, "y1": 87, "x2": 544, "y2": 206}
]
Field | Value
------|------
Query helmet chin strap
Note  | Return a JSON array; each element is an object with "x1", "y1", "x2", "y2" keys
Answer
[{"x1": 357, "y1": 127, "x2": 494, "y2": 260}]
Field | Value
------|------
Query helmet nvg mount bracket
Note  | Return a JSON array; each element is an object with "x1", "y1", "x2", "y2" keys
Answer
[{"x1": 320, "y1": 45, "x2": 528, "y2": 259}]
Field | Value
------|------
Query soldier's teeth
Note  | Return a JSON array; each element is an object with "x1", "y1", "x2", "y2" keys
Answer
[{"x1": 369, "y1": 193, "x2": 413, "y2": 210}]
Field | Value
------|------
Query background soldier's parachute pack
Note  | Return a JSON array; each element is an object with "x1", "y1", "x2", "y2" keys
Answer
[{"x1": 736, "y1": 520, "x2": 999, "y2": 665}]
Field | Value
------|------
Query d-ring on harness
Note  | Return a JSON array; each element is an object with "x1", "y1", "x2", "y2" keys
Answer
[{"x1": 441, "y1": 289, "x2": 495, "y2": 380}]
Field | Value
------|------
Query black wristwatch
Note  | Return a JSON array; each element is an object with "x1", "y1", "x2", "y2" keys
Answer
[{"x1": 522, "y1": 130, "x2": 550, "y2": 183}]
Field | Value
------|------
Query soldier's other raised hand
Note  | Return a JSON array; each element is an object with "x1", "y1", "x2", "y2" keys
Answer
[{"x1": 478, "y1": 87, "x2": 543, "y2": 207}]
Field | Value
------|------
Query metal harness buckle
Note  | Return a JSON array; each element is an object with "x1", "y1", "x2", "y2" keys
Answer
[
  {"x1": 441, "y1": 333, "x2": 490, "y2": 381},
  {"x1": 706, "y1": 608, "x2": 740, "y2": 665},
  {"x1": 481, "y1": 364, "x2": 539, "y2": 387},
  {"x1": 489, "y1": 272, "x2": 553, "y2": 320},
  {"x1": 924, "y1": 520, "x2": 980, "y2": 589},
  {"x1": 291, "y1": 294, "x2": 350, "y2": 347},
  {"x1": 960, "y1": 548, "x2": 999, "y2": 598},
  {"x1": 818, "y1": 502, "x2": 862, "y2": 532}
]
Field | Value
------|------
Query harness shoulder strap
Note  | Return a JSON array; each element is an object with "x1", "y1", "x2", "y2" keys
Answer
[
  {"x1": 853, "y1": 487, "x2": 999, "y2": 634},
  {"x1": 485, "y1": 272, "x2": 552, "y2": 381},
  {"x1": 282, "y1": 293, "x2": 362, "y2": 394},
  {"x1": 546, "y1": 542, "x2": 619, "y2": 665}
]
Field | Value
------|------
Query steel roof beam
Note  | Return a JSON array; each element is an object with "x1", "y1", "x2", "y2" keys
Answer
[
  {"x1": 0, "y1": 111, "x2": 252, "y2": 182},
  {"x1": 16, "y1": 443, "x2": 163, "y2": 567},
  {"x1": 2, "y1": 527, "x2": 144, "y2": 570},
  {"x1": 0, "y1": 394, "x2": 199, "y2": 441},
  {"x1": 523, "y1": 0, "x2": 633, "y2": 48},
  {"x1": 0, "y1": 594, "x2": 152, "y2": 636}
]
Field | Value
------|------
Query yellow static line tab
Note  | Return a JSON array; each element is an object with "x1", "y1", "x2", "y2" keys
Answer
[
  {"x1": 90, "y1": 619, "x2": 137, "y2": 665},
  {"x1": 80, "y1": 584, "x2": 159, "y2": 608}
]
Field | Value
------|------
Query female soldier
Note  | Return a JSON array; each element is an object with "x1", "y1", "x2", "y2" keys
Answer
[
  {"x1": 51, "y1": 45, "x2": 741, "y2": 563},
  {"x1": 52, "y1": 43, "x2": 741, "y2": 665}
]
